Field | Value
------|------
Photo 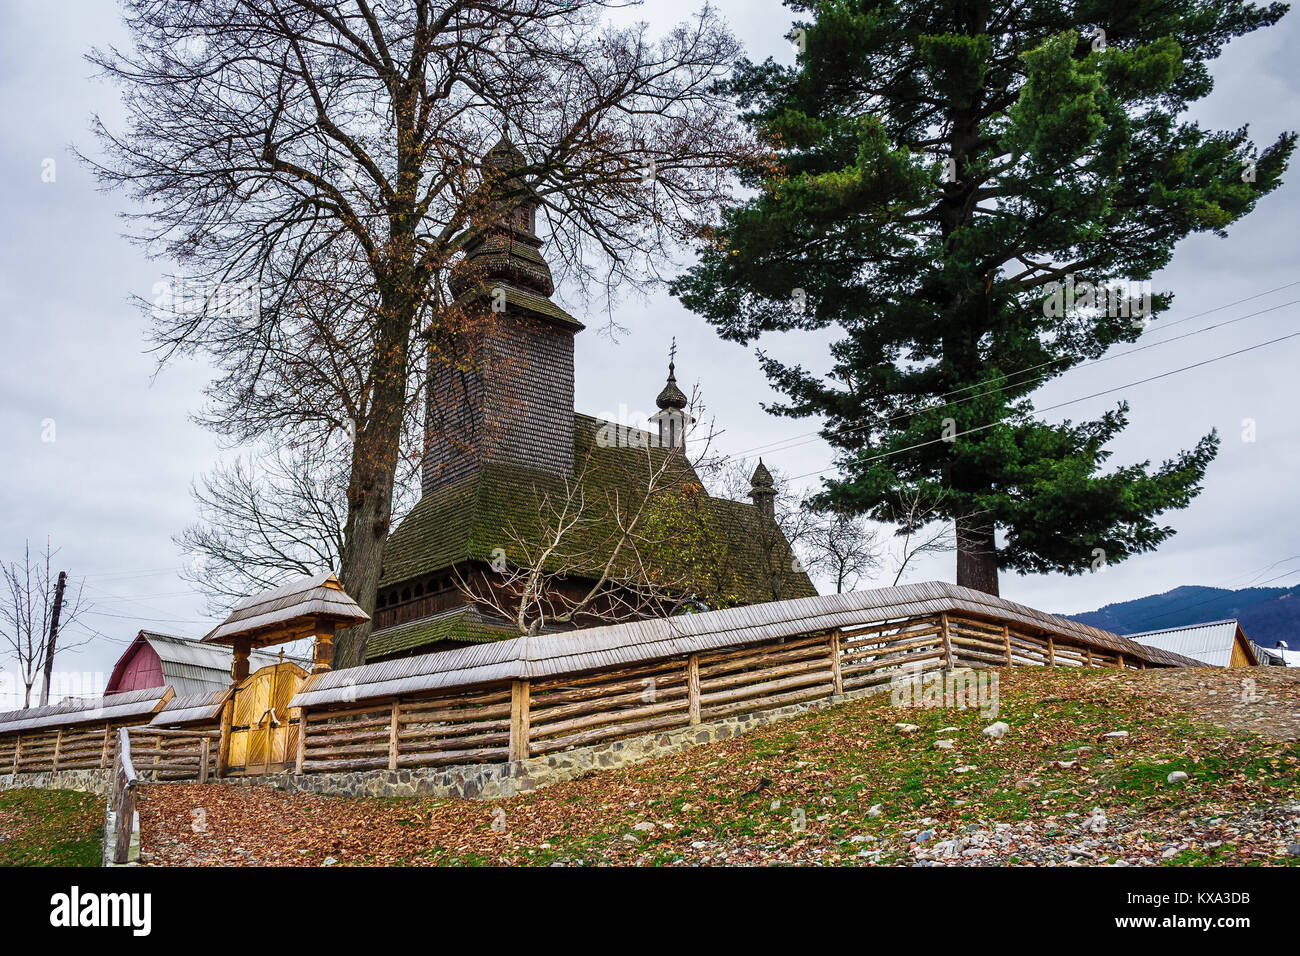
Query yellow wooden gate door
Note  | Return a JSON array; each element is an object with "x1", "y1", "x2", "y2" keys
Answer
[{"x1": 228, "y1": 662, "x2": 306, "y2": 775}]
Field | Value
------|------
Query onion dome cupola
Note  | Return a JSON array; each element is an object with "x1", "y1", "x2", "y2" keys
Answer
[
  {"x1": 448, "y1": 132, "x2": 582, "y2": 332},
  {"x1": 749, "y1": 459, "x2": 776, "y2": 518},
  {"x1": 650, "y1": 342, "x2": 695, "y2": 450}
]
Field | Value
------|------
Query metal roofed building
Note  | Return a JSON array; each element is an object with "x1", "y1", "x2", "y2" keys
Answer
[
  {"x1": 105, "y1": 630, "x2": 299, "y2": 696},
  {"x1": 1127, "y1": 619, "x2": 1259, "y2": 668}
]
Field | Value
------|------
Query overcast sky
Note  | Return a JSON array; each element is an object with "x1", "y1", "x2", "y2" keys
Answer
[{"x1": 1, "y1": 0, "x2": 1297, "y2": 690}]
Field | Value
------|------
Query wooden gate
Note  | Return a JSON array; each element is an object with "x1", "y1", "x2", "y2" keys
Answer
[{"x1": 226, "y1": 662, "x2": 306, "y2": 775}]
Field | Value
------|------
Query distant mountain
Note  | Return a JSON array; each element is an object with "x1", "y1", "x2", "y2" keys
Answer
[{"x1": 1067, "y1": 584, "x2": 1300, "y2": 649}]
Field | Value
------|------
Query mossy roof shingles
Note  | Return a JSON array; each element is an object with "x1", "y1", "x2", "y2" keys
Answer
[{"x1": 372, "y1": 414, "x2": 816, "y2": 658}]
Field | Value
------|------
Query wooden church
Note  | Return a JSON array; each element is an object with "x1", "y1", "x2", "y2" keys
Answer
[{"x1": 364, "y1": 136, "x2": 815, "y2": 662}]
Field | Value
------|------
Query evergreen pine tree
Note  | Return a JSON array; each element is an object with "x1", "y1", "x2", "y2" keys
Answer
[{"x1": 675, "y1": 0, "x2": 1294, "y2": 594}]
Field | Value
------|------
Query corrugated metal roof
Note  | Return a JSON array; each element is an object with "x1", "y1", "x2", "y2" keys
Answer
[
  {"x1": 137, "y1": 633, "x2": 296, "y2": 695},
  {"x1": 1127, "y1": 619, "x2": 1246, "y2": 668},
  {"x1": 204, "y1": 571, "x2": 369, "y2": 645},
  {"x1": 0, "y1": 687, "x2": 172, "y2": 735},
  {"x1": 291, "y1": 581, "x2": 1202, "y2": 709}
]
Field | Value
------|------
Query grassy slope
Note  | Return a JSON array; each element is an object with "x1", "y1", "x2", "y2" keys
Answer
[
  {"x1": 0, "y1": 789, "x2": 103, "y2": 866},
  {"x1": 139, "y1": 667, "x2": 1300, "y2": 866}
]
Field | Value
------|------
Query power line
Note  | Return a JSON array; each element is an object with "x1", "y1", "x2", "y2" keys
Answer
[
  {"x1": 729, "y1": 281, "x2": 1300, "y2": 461},
  {"x1": 786, "y1": 327, "x2": 1300, "y2": 482}
]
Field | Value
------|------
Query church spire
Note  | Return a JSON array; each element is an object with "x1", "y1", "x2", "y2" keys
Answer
[
  {"x1": 447, "y1": 135, "x2": 574, "y2": 316},
  {"x1": 651, "y1": 341, "x2": 693, "y2": 449},
  {"x1": 749, "y1": 459, "x2": 776, "y2": 519},
  {"x1": 655, "y1": 338, "x2": 688, "y2": 411}
]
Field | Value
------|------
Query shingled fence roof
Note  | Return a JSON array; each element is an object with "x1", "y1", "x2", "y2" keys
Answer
[
  {"x1": 0, "y1": 686, "x2": 173, "y2": 736},
  {"x1": 203, "y1": 571, "x2": 369, "y2": 646},
  {"x1": 291, "y1": 581, "x2": 1202, "y2": 709}
]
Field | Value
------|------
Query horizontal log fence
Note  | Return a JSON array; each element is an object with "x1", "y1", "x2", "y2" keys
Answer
[
  {"x1": 293, "y1": 610, "x2": 1152, "y2": 774},
  {"x1": 0, "y1": 720, "x2": 217, "y2": 781},
  {"x1": 0, "y1": 592, "x2": 1184, "y2": 783},
  {"x1": 124, "y1": 726, "x2": 218, "y2": 782}
]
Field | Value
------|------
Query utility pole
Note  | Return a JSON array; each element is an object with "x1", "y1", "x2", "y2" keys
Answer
[{"x1": 40, "y1": 570, "x2": 67, "y2": 707}]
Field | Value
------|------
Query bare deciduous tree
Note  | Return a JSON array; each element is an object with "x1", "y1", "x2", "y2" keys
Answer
[
  {"x1": 464, "y1": 391, "x2": 726, "y2": 633},
  {"x1": 86, "y1": 0, "x2": 754, "y2": 665},
  {"x1": 0, "y1": 540, "x2": 89, "y2": 709},
  {"x1": 888, "y1": 486, "x2": 957, "y2": 586},
  {"x1": 178, "y1": 443, "x2": 419, "y2": 614},
  {"x1": 802, "y1": 512, "x2": 880, "y2": 594}
]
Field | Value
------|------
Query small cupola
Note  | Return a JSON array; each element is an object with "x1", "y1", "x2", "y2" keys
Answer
[
  {"x1": 749, "y1": 459, "x2": 776, "y2": 519},
  {"x1": 649, "y1": 342, "x2": 694, "y2": 450}
]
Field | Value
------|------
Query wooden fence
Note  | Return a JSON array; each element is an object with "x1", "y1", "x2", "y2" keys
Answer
[
  {"x1": 0, "y1": 720, "x2": 217, "y2": 781},
  {"x1": 295, "y1": 611, "x2": 1149, "y2": 773}
]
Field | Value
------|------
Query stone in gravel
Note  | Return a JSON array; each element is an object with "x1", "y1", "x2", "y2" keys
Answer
[
  {"x1": 1102, "y1": 731, "x2": 1129, "y2": 738},
  {"x1": 632, "y1": 821, "x2": 656, "y2": 832},
  {"x1": 1286, "y1": 843, "x2": 1300, "y2": 857},
  {"x1": 770, "y1": 799, "x2": 781, "y2": 810},
  {"x1": 982, "y1": 721, "x2": 1010, "y2": 739},
  {"x1": 914, "y1": 830, "x2": 934, "y2": 844},
  {"x1": 622, "y1": 833, "x2": 642, "y2": 845},
  {"x1": 322, "y1": 856, "x2": 338, "y2": 867},
  {"x1": 895, "y1": 723, "x2": 920, "y2": 733},
  {"x1": 867, "y1": 804, "x2": 884, "y2": 817},
  {"x1": 953, "y1": 765, "x2": 975, "y2": 773},
  {"x1": 1167, "y1": 771, "x2": 1190, "y2": 784},
  {"x1": 1082, "y1": 809, "x2": 1108, "y2": 833},
  {"x1": 1049, "y1": 759, "x2": 1079, "y2": 770},
  {"x1": 935, "y1": 739, "x2": 956, "y2": 749},
  {"x1": 938, "y1": 726, "x2": 959, "y2": 733}
]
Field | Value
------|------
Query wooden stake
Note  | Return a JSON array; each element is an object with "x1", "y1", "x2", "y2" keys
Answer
[
  {"x1": 216, "y1": 699, "x2": 232, "y2": 777},
  {"x1": 388, "y1": 699, "x2": 400, "y2": 771},
  {"x1": 687, "y1": 654, "x2": 701, "y2": 725},
  {"x1": 940, "y1": 613, "x2": 954, "y2": 671},
  {"x1": 1002, "y1": 624, "x2": 1012, "y2": 667},
  {"x1": 830, "y1": 630, "x2": 843, "y2": 697},
  {"x1": 52, "y1": 728, "x2": 62, "y2": 772},
  {"x1": 509, "y1": 680, "x2": 531, "y2": 762},
  {"x1": 100, "y1": 726, "x2": 111, "y2": 769},
  {"x1": 199, "y1": 737, "x2": 210, "y2": 784},
  {"x1": 1047, "y1": 635, "x2": 1055, "y2": 667},
  {"x1": 294, "y1": 713, "x2": 306, "y2": 775}
]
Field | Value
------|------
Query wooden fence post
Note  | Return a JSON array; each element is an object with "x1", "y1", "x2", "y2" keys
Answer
[
  {"x1": 940, "y1": 613, "x2": 954, "y2": 671},
  {"x1": 100, "y1": 726, "x2": 111, "y2": 769},
  {"x1": 830, "y1": 630, "x2": 843, "y2": 697},
  {"x1": 294, "y1": 711, "x2": 307, "y2": 775},
  {"x1": 1046, "y1": 635, "x2": 1055, "y2": 667},
  {"x1": 509, "y1": 680, "x2": 531, "y2": 763},
  {"x1": 216, "y1": 699, "x2": 232, "y2": 778},
  {"x1": 12, "y1": 735, "x2": 21, "y2": 774},
  {"x1": 388, "y1": 699, "x2": 400, "y2": 771},
  {"x1": 1085, "y1": 646, "x2": 1094, "y2": 668},
  {"x1": 198, "y1": 737, "x2": 211, "y2": 784},
  {"x1": 686, "y1": 655, "x2": 701, "y2": 725},
  {"x1": 1002, "y1": 625, "x2": 1013, "y2": 667},
  {"x1": 1117, "y1": 652, "x2": 1125, "y2": 670},
  {"x1": 52, "y1": 729, "x2": 62, "y2": 772}
]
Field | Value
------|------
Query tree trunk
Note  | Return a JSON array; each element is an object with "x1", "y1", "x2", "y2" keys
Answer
[
  {"x1": 332, "y1": 290, "x2": 416, "y2": 669},
  {"x1": 955, "y1": 517, "x2": 999, "y2": 596}
]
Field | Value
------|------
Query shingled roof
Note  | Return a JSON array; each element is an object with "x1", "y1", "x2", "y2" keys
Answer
[
  {"x1": 294, "y1": 581, "x2": 1202, "y2": 709},
  {"x1": 379, "y1": 413, "x2": 817, "y2": 601},
  {"x1": 203, "y1": 571, "x2": 369, "y2": 647}
]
